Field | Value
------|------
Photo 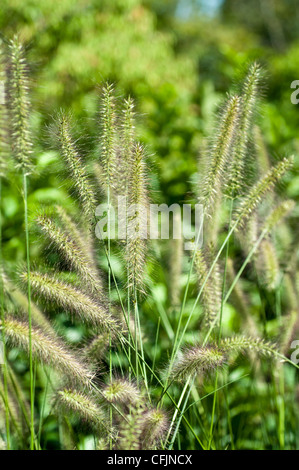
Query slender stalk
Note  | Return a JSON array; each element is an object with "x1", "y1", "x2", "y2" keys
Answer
[
  {"x1": 135, "y1": 292, "x2": 149, "y2": 395},
  {"x1": 224, "y1": 387, "x2": 235, "y2": 449},
  {"x1": 168, "y1": 378, "x2": 194, "y2": 450},
  {"x1": 208, "y1": 198, "x2": 233, "y2": 449},
  {"x1": 38, "y1": 371, "x2": 50, "y2": 449},
  {"x1": 275, "y1": 284, "x2": 285, "y2": 449},
  {"x1": 0, "y1": 178, "x2": 11, "y2": 449},
  {"x1": 151, "y1": 317, "x2": 161, "y2": 384},
  {"x1": 23, "y1": 172, "x2": 35, "y2": 449},
  {"x1": 161, "y1": 215, "x2": 204, "y2": 400},
  {"x1": 107, "y1": 183, "x2": 113, "y2": 450}
]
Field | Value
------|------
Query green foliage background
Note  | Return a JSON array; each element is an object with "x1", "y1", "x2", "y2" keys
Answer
[{"x1": 1, "y1": 0, "x2": 299, "y2": 260}]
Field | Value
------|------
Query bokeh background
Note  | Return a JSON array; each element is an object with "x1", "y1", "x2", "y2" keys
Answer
[{"x1": 1, "y1": 0, "x2": 299, "y2": 269}]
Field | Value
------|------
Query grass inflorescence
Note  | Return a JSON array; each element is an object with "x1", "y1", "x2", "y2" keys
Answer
[{"x1": 0, "y1": 41, "x2": 298, "y2": 451}]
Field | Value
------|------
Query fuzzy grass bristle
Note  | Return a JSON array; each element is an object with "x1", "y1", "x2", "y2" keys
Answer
[
  {"x1": 99, "y1": 83, "x2": 117, "y2": 189},
  {"x1": 200, "y1": 94, "x2": 240, "y2": 213},
  {"x1": 194, "y1": 248, "x2": 221, "y2": 327},
  {"x1": 126, "y1": 142, "x2": 149, "y2": 294},
  {"x1": 141, "y1": 408, "x2": 169, "y2": 450},
  {"x1": 0, "y1": 46, "x2": 9, "y2": 179},
  {"x1": 102, "y1": 378, "x2": 141, "y2": 404},
  {"x1": 1, "y1": 316, "x2": 93, "y2": 387},
  {"x1": 233, "y1": 156, "x2": 293, "y2": 229},
  {"x1": 220, "y1": 335, "x2": 278, "y2": 358},
  {"x1": 228, "y1": 63, "x2": 263, "y2": 196},
  {"x1": 7, "y1": 37, "x2": 33, "y2": 175},
  {"x1": 21, "y1": 270, "x2": 120, "y2": 334},
  {"x1": 36, "y1": 214, "x2": 103, "y2": 293},
  {"x1": 83, "y1": 332, "x2": 110, "y2": 364},
  {"x1": 169, "y1": 346, "x2": 226, "y2": 382},
  {"x1": 256, "y1": 239, "x2": 280, "y2": 290},
  {"x1": 55, "y1": 389, "x2": 107, "y2": 434}
]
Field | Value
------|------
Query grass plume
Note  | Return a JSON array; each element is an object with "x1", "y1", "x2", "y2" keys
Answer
[
  {"x1": 7, "y1": 37, "x2": 32, "y2": 174},
  {"x1": 1, "y1": 316, "x2": 93, "y2": 387},
  {"x1": 21, "y1": 270, "x2": 120, "y2": 334},
  {"x1": 56, "y1": 112, "x2": 97, "y2": 221},
  {"x1": 200, "y1": 95, "x2": 240, "y2": 213}
]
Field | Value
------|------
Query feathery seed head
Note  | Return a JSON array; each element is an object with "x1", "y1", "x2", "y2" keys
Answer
[
  {"x1": 84, "y1": 332, "x2": 110, "y2": 364},
  {"x1": 21, "y1": 270, "x2": 120, "y2": 335},
  {"x1": 55, "y1": 205, "x2": 97, "y2": 269},
  {"x1": 194, "y1": 248, "x2": 221, "y2": 327},
  {"x1": 56, "y1": 389, "x2": 107, "y2": 434},
  {"x1": 113, "y1": 96, "x2": 136, "y2": 198},
  {"x1": 56, "y1": 112, "x2": 97, "y2": 220},
  {"x1": 228, "y1": 63, "x2": 263, "y2": 195},
  {"x1": 220, "y1": 335, "x2": 278, "y2": 359},
  {"x1": 256, "y1": 239, "x2": 280, "y2": 290},
  {"x1": 117, "y1": 402, "x2": 146, "y2": 450},
  {"x1": 226, "y1": 258, "x2": 259, "y2": 337},
  {"x1": 122, "y1": 97, "x2": 135, "y2": 150},
  {"x1": 7, "y1": 36, "x2": 33, "y2": 174},
  {"x1": 3, "y1": 271, "x2": 56, "y2": 336},
  {"x1": 233, "y1": 156, "x2": 293, "y2": 229},
  {"x1": 141, "y1": 408, "x2": 169, "y2": 449},
  {"x1": 263, "y1": 200, "x2": 295, "y2": 233},
  {"x1": 100, "y1": 83, "x2": 117, "y2": 187},
  {"x1": 36, "y1": 213, "x2": 103, "y2": 293},
  {"x1": 200, "y1": 94, "x2": 240, "y2": 213},
  {"x1": 170, "y1": 345, "x2": 225, "y2": 382},
  {"x1": 126, "y1": 142, "x2": 149, "y2": 294},
  {"x1": 0, "y1": 46, "x2": 9, "y2": 178}
]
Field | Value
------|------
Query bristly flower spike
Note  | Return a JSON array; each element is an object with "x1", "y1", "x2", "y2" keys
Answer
[
  {"x1": 100, "y1": 83, "x2": 117, "y2": 189},
  {"x1": 233, "y1": 156, "x2": 293, "y2": 229},
  {"x1": 220, "y1": 335, "x2": 278, "y2": 358},
  {"x1": 141, "y1": 408, "x2": 169, "y2": 450},
  {"x1": 229, "y1": 62, "x2": 263, "y2": 196},
  {"x1": 200, "y1": 94, "x2": 240, "y2": 214},
  {"x1": 1, "y1": 316, "x2": 93, "y2": 388},
  {"x1": 120, "y1": 97, "x2": 135, "y2": 196},
  {"x1": 169, "y1": 345, "x2": 226, "y2": 382},
  {"x1": 194, "y1": 248, "x2": 221, "y2": 327},
  {"x1": 55, "y1": 389, "x2": 107, "y2": 434},
  {"x1": 7, "y1": 36, "x2": 33, "y2": 175},
  {"x1": 21, "y1": 270, "x2": 120, "y2": 335},
  {"x1": 56, "y1": 112, "x2": 97, "y2": 221},
  {"x1": 126, "y1": 142, "x2": 149, "y2": 294},
  {"x1": 102, "y1": 378, "x2": 141, "y2": 404}
]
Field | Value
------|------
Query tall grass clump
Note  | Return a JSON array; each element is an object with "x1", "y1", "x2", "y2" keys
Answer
[
  {"x1": 0, "y1": 42, "x2": 11, "y2": 449},
  {"x1": 0, "y1": 45, "x2": 298, "y2": 451},
  {"x1": 6, "y1": 37, "x2": 35, "y2": 449}
]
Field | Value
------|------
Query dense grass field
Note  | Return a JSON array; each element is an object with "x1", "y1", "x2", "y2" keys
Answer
[{"x1": 0, "y1": 1, "x2": 299, "y2": 452}]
